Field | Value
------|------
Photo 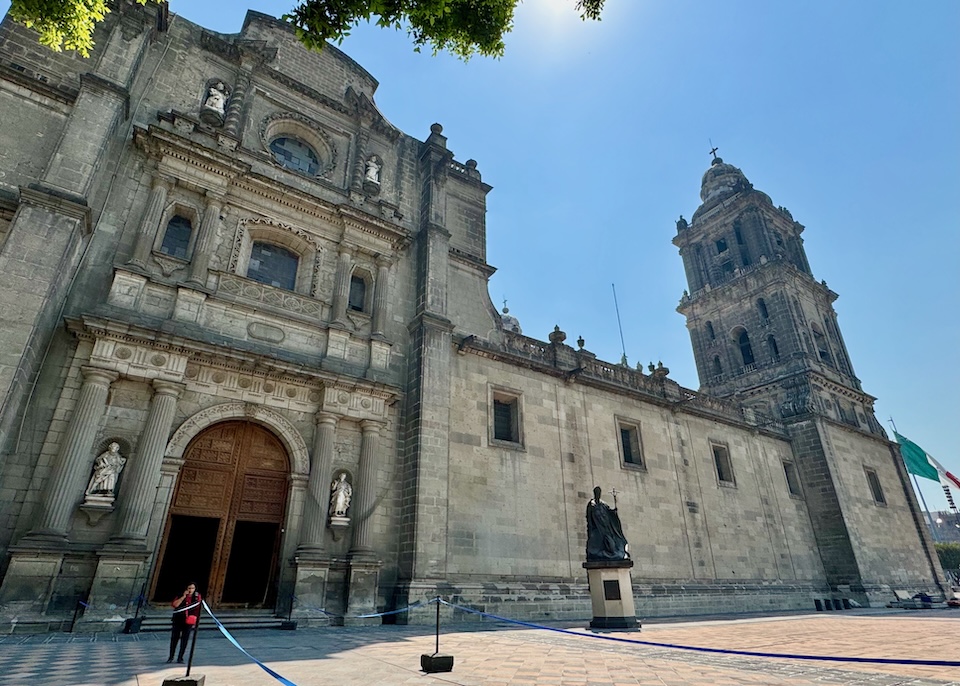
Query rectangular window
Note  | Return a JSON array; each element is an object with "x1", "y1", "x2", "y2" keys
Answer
[
  {"x1": 489, "y1": 388, "x2": 522, "y2": 447},
  {"x1": 865, "y1": 468, "x2": 886, "y2": 505},
  {"x1": 712, "y1": 443, "x2": 735, "y2": 485},
  {"x1": 716, "y1": 238, "x2": 728, "y2": 253},
  {"x1": 617, "y1": 420, "x2": 644, "y2": 468},
  {"x1": 783, "y1": 461, "x2": 802, "y2": 497}
]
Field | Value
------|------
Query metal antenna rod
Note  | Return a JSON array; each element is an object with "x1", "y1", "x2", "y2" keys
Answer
[{"x1": 612, "y1": 284, "x2": 627, "y2": 363}]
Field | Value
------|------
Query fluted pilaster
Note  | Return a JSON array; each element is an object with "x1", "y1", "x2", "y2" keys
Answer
[
  {"x1": 111, "y1": 380, "x2": 183, "y2": 545},
  {"x1": 330, "y1": 245, "x2": 355, "y2": 325},
  {"x1": 186, "y1": 192, "x2": 223, "y2": 286},
  {"x1": 371, "y1": 257, "x2": 391, "y2": 337},
  {"x1": 350, "y1": 420, "x2": 382, "y2": 556},
  {"x1": 222, "y1": 71, "x2": 250, "y2": 137},
  {"x1": 299, "y1": 412, "x2": 338, "y2": 552},
  {"x1": 30, "y1": 367, "x2": 118, "y2": 539},
  {"x1": 128, "y1": 176, "x2": 173, "y2": 269}
]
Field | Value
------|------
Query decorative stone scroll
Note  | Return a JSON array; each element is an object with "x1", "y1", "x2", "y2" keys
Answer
[{"x1": 166, "y1": 402, "x2": 309, "y2": 476}]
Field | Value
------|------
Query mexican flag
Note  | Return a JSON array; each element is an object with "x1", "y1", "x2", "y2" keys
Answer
[{"x1": 894, "y1": 431, "x2": 960, "y2": 490}]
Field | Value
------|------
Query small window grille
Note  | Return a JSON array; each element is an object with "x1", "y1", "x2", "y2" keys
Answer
[
  {"x1": 783, "y1": 461, "x2": 802, "y2": 496},
  {"x1": 865, "y1": 468, "x2": 886, "y2": 505},
  {"x1": 247, "y1": 241, "x2": 298, "y2": 290},
  {"x1": 491, "y1": 392, "x2": 521, "y2": 445},
  {"x1": 348, "y1": 275, "x2": 366, "y2": 312},
  {"x1": 160, "y1": 215, "x2": 192, "y2": 259},
  {"x1": 619, "y1": 423, "x2": 643, "y2": 467},
  {"x1": 713, "y1": 444, "x2": 735, "y2": 485}
]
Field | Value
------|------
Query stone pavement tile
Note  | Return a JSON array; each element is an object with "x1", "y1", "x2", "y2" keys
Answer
[{"x1": 0, "y1": 611, "x2": 958, "y2": 686}]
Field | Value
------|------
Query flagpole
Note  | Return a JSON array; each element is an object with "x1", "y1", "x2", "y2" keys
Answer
[
  {"x1": 913, "y1": 474, "x2": 940, "y2": 542},
  {"x1": 889, "y1": 418, "x2": 940, "y2": 542}
]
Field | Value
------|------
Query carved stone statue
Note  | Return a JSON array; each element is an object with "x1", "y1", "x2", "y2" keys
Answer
[
  {"x1": 85, "y1": 442, "x2": 126, "y2": 496},
  {"x1": 586, "y1": 486, "x2": 629, "y2": 561},
  {"x1": 329, "y1": 472, "x2": 353, "y2": 518},
  {"x1": 364, "y1": 156, "x2": 381, "y2": 184},
  {"x1": 203, "y1": 82, "x2": 228, "y2": 115}
]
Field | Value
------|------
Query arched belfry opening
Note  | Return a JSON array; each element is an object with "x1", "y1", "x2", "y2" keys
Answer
[
  {"x1": 735, "y1": 328, "x2": 755, "y2": 366},
  {"x1": 152, "y1": 421, "x2": 291, "y2": 608}
]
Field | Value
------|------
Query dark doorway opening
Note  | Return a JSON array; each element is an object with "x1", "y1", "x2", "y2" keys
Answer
[
  {"x1": 220, "y1": 521, "x2": 281, "y2": 606},
  {"x1": 153, "y1": 515, "x2": 219, "y2": 602}
]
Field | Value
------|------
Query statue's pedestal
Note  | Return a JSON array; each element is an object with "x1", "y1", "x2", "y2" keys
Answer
[{"x1": 583, "y1": 560, "x2": 639, "y2": 630}]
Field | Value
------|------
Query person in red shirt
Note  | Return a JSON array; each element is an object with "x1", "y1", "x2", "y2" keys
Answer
[{"x1": 168, "y1": 582, "x2": 202, "y2": 663}]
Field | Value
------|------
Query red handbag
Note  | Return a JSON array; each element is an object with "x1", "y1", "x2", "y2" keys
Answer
[{"x1": 185, "y1": 614, "x2": 197, "y2": 626}]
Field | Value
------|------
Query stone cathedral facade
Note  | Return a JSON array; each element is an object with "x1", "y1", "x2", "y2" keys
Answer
[{"x1": 0, "y1": 4, "x2": 945, "y2": 631}]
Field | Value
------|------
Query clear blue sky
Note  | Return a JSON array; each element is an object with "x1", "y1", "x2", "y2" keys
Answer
[{"x1": 3, "y1": 1, "x2": 958, "y2": 511}]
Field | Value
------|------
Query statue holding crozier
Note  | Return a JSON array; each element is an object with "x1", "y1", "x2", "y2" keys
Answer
[{"x1": 582, "y1": 486, "x2": 639, "y2": 630}]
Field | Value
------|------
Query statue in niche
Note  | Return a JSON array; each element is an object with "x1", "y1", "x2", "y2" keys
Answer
[
  {"x1": 364, "y1": 156, "x2": 382, "y2": 185},
  {"x1": 85, "y1": 442, "x2": 126, "y2": 497},
  {"x1": 200, "y1": 81, "x2": 229, "y2": 125},
  {"x1": 585, "y1": 486, "x2": 629, "y2": 561},
  {"x1": 329, "y1": 472, "x2": 353, "y2": 518}
]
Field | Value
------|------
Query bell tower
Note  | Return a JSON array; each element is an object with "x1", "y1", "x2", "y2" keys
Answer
[
  {"x1": 674, "y1": 156, "x2": 875, "y2": 432},
  {"x1": 673, "y1": 156, "x2": 947, "y2": 604}
]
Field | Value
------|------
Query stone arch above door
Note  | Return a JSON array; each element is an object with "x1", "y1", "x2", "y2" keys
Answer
[{"x1": 166, "y1": 402, "x2": 309, "y2": 475}]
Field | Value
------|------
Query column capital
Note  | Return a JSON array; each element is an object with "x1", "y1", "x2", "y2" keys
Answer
[
  {"x1": 152, "y1": 379, "x2": 185, "y2": 397},
  {"x1": 338, "y1": 243, "x2": 357, "y2": 257},
  {"x1": 315, "y1": 411, "x2": 339, "y2": 427},
  {"x1": 80, "y1": 366, "x2": 119, "y2": 386},
  {"x1": 359, "y1": 419, "x2": 384, "y2": 434},
  {"x1": 375, "y1": 255, "x2": 393, "y2": 270},
  {"x1": 289, "y1": 473, "x2": 309, "y2": 486},
  {"x1": 152, "y1": 175, "x2": 175, "y2": 192},
  {"x1": 203, "y1": 190, "x2": 226, "y2": 205}
]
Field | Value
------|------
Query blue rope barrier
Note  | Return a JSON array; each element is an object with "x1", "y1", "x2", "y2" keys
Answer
[
  {"x1": 202, "y1": 600, "x2": 298, "y2": 686},
  {"x1": 438, "y1": 600, "x2": 960, "y2": 668},
  {"x1": 289, "y1": 595, "x2": 430, "y2": 620}
]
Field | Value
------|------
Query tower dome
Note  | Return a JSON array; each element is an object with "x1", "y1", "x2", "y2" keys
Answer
[{"x1": 700, "y1": 157, "x2": 750, "y2": 204}]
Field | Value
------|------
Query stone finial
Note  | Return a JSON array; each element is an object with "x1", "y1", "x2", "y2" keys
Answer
[
  {"x1": 548, "y1": 325, "x2": 566, "y2": 345},
  {"x1": 430, "y1": 123, "x2": 443, "y2": 135},
  {"x1": 577, "y1": 335, "x2": 585, "y2": 349}
]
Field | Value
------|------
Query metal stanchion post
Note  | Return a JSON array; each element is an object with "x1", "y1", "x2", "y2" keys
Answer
[
  {"x1": 420, "y1": 596, "x2": 454, "y2": 673},
  {"x1": 186, "y1": 611, "x2": 200, "y2": 676}
]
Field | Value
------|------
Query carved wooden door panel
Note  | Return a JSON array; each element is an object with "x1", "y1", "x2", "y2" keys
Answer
[{"x1": 154, "y1": 421, "x2": 289, "y2": 608}]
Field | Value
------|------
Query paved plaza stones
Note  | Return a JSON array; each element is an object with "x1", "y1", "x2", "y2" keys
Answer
[{"x1": 0, "y1": 609, "x2": 957, "y2": 686}]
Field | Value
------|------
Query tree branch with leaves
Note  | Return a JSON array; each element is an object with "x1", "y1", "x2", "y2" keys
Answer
[{"x1": 8, "y1": 0, "x2": 605, "y2": 59}]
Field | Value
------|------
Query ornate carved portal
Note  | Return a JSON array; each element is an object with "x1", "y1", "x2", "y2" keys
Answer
[{"x1": 151, "y1": 421, "x2": 290, "y2": 608}]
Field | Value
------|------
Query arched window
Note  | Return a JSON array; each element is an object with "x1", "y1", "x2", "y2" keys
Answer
[
  {"x1": 348, "y1": 275, "x2": 367, "y2": 312},
  {"x1": 247, "y1": 241, "x2": 299, "y2": 291},
  {"x1": 160, "y1": 215, "x2": 193, "y2": 259},
  {"x1": 712, "y1": 356, "x2": 723, "y2": 377},
  {"x1": 706, "y1": 321, "x2": 716, "y2": 340},
  {"x1": 737, "y1": 329, "x2": 755, "y2": 366},
  {"x1": 269, "y1": 136, "x2": 321, "y2": 176},
  {"x1": 766, "y1": 334, "x2": 779, "y2": 360},
  {"x1": 812, "y1": 324, "x2": 832, "y2": 365},
  {"x1": 757, "y1": 298, "x2": 769, "y2": 320}
]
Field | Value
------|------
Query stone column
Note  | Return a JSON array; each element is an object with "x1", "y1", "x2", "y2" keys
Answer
[
  {"x1": 222, "y1": 70, "x2": 250, "y2": 137},
  {"x1": 110, "y1": 380, "x2": 184, "y2": 546},
  {"x1": 329, "y1": 245, "x2": 355, "y2": 326},
  {"x1": 299, "y1": 412, "x2": 338, "y2": 553},
  {"x1": 30, "y1": 366, "x2": 118, "y2": 540},
  {"x1": 350, "y1": 420, "x2": 383, "y2": 556},
  {"x1": 128, "y1": 175, "x2": 173, "y2": 269},
  {"x1": 371, "y1": 257, "x2": 391, "y2": 338},
  {"x1": 186, "y1": 192, "x2": 223, "y2": 287}
]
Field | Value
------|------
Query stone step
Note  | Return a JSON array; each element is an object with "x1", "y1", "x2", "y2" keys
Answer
[{"x1": 137, "y1": 610, "x2": 287, "y2": 632}]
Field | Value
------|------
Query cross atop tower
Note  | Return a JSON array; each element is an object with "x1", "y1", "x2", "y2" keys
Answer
[{"x1": 709, "y1": 144, "x2": 719, "y2": 160}]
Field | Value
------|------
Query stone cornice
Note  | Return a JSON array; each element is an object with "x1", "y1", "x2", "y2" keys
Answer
[
  {"x1": 134, "y1": 122, "x2": 251, "y2": 186},
  {"x1": 19, "y1": 184, "x2": 91, "y2": 234},
  {"x1": 0, "y1": 62, "x2": 78, "y2": 106},
  {"x1": 67, "y1": 315, "x2": 401, "y2": 398},
  {"x1": 79, "y1": 72, "x2": 130, "y2": 119},
  {"x1": 448, "y1": 246, "x2": 496, "y2": 278}
]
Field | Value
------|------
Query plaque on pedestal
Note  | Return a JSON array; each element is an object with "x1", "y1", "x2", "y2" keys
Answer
[{"x1": 582, "y1": 560, "x2": 639, "y2": 630}]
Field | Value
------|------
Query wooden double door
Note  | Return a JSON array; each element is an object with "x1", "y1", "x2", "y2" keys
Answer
[{"x1": 152, "y1": 421, "x2": 290, "y2": 608}]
